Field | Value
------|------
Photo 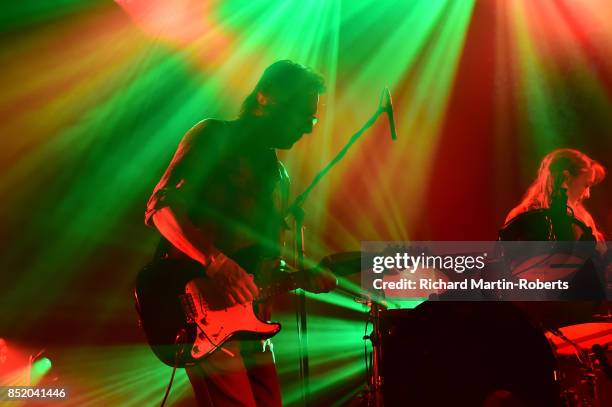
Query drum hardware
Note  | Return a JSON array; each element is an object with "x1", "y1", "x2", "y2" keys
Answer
[
  {"x1": 592, "y1": 309, "x2": 612, "y2": 322},
  {"x1": 549, "y1": 327, "x2": 592, "y2": 366},
  {"x1": 351, "y1": 293, "x2": 387, "y2": 407},
  {"x1": 591, "y1": 344, "x2": 612, "y2": 380},
  {"x1": 547, "y1": 326, "x2": 611, "y2": 407},
  {"x1": 316, "y1": 251, "x2": 389, "y2": 406}
]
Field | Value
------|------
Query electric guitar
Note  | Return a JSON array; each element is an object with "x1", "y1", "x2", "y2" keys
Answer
[{"x1": 134, "y1": 247, "x2": 304, "y2": 367}]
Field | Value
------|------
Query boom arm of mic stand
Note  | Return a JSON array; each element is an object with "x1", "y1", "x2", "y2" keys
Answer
[{"x1": 288, "y1": 106, "x2": 387, "y2": 218}]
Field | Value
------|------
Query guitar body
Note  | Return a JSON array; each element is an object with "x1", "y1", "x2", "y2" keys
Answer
[
  {"x1": 185, "y1": 279, "x2": 280, "y2": 361},
  {"x1": 134, "y1": 252, "x2": 283, "y2": 368}
]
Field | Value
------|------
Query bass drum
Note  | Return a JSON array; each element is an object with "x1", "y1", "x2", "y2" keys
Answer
[{"x1": 380, "y1": 302, "x2": 559, "y2": 407}]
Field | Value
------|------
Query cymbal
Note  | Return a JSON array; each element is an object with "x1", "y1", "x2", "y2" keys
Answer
[
  {"x1": 319, "y1": 251, "x2": 363, "y2": 277},
  {"x1": 319, "y1": 251, "x2": 403, "y2": 276},
  {"x1": 546, "y1": 322, "x2": 612, "y2": 354}
]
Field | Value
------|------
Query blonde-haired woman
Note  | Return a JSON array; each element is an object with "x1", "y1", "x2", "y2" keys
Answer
[
  {"x1": 504, "y1": 148, "x2": 607, "y2": 242},
  {"x1": 500, "y1": 148, "x2": 609, "y2": 305}
]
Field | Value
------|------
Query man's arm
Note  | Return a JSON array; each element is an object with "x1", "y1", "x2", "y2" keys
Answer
[
  {"x1": 151, "y1": 206, "x2": 220, "y2": 267},
  {"x1": 152, "y1": 206, "x2": 259, "y2": 305},
  {"x1": 147, "y1": 120, "x2": 258, "y2": 305}
]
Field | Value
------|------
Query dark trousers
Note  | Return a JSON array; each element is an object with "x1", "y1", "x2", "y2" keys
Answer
[{"x1": 185, "y1": 339, "x2": 282, "y2": 407}]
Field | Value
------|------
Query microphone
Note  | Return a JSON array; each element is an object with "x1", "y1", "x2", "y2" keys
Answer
[
  {"x1": 549, "y1": 185, "x2": 575, "y2": 240},
  {"x1": 379, "y1": 87, "x2": 397, "y2": 140}
]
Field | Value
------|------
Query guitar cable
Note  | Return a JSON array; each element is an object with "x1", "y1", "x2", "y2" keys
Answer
[{"x1": 160, "y1": 329, "x2": 188, "y2": 407}]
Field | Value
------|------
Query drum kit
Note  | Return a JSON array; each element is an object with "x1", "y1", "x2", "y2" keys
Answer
[{"x1": 325, "y1": 209, "x2": 612, "y2": 407}]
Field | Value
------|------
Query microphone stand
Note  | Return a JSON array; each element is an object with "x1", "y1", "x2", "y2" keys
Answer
[{"x1": 287, "y1": 88, "x2": 396, "y2": 407}]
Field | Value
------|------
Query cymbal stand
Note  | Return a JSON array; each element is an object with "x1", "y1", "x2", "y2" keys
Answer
[
  {"x1": 548, "y1": 328, "x2": 600, "y2": 407},
  {"x1": 356, "y1": 294, "x2": 387, "y2": 407}
]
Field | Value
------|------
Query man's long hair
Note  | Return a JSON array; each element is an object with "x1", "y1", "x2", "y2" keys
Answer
[
  {"x1": 505, "y1": 148, "x2": 607, "y2": 241},
  {"x1": 239, "y1": 60, "x2": 325, "y2": 117}
]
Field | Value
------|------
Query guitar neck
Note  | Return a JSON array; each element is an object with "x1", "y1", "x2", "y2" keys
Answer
[{"x1": 257, "y1": 272, "x2": 302, "y2": 301}]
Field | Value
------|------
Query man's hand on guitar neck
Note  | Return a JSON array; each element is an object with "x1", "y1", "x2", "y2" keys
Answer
[{"x1": 204, "y1": 253, "x2": 260, "y2": 306}]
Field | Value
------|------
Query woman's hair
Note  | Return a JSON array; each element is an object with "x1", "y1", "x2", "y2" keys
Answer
[{"x1": 505, "y1": 148, "x2": 606, "y2": 240}]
